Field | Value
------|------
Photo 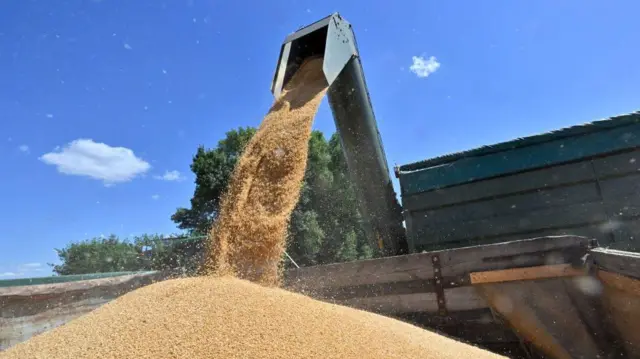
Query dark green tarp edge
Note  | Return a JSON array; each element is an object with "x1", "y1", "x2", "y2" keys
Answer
[
  {"x1": 399, "y1": 111, "x2": 640, "y2": 172},
  {"x1": 0, "y1": 271, "x2": 159, "y2": 288},
  {"x1": 399, "y1": 111, "x2": 640, "y2": 196}
]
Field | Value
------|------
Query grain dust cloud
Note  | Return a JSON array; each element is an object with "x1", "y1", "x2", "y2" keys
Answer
[{"x1": 1, "y1": 57, "x2": 504, "y2": 359}]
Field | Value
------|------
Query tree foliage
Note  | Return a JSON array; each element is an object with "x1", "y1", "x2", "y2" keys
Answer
[
  {"x1": 133, "y1": 233, "x2": 204, "y2": 274},
  {"x1": 50, "y1": 235, "x2": 141, "y2": 275},
  {"x1": 50, "y1": 234, "x2": 203, "y2": 275},
  {"x1": 171, "y1": 127, "x2": 256, "y2": 235},
  {"x1": 173, "y1": 128, "x2": 374, "y2": 267}
]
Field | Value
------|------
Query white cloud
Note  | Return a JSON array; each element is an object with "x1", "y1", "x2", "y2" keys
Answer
[
  {"x1": 40, "y1": 139, "x2": 150, "y2": 186},
  {"x1": 18, "y1": 145, "x2": 30, "y2": 154},
  {"x1": 154, "y1": 170, "x2": 184, "y2": 182},
  {"x1": 409, "y1": 55, "x2": 440, "y2": 78},
  {"x1": 151, "y1": 194, "x2": 160, "y2": 200},
  {"x1": 123, "y1": 43, "x2": 132, "y2": 50},
  {"x1": 21, "y1": 262, "x2": 41, "y2": 268},
  {"x1": 0, "y1": 272, "x2": 16, "y2": 277},
  {"x1": 46, "y1": 113, "x2": 54, "y2": 118}
]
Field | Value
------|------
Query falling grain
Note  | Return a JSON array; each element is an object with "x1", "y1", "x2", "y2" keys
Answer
[{"x1": 206, "y1": 56, "x2": 329, "y2": 285}]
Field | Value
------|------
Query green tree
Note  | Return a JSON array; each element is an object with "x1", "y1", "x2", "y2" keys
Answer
[
  {"x1": 50, "y1": 234, "x2": 203, "y2": 275},
  {"x1": 318, "y1": 134, "x2": 374, "y2": 262},
  {"x1": 134, "y1": 234, "x2": 204, "y2": 274},
  {"x1": 50, "y1": 235, "x2": 141, "y2": 275},
  {"x1": 287, "y1": 208, "x2": 324, "y2": 266},
  {"x1": 171, "y1": 127, "x2": 256, "y2": 234},
  {"x1": 285, "y1": 131, "x2": 332, "y2": 266}
]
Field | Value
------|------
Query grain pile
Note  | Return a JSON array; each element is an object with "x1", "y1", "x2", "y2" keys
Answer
[
  {"x1": 206, "y1": 56, "x2": 328, "y2": 286},
  {"x1": 1, "y1": 56, "x2": 506, "y2": 359},
  {"x1": 2, "y1": 276, "x2": 504, "y2": 359}
]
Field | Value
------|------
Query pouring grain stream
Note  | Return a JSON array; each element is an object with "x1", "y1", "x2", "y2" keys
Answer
[{"x1": 206, "y1": 56, "x2": 329, "y2": 286}]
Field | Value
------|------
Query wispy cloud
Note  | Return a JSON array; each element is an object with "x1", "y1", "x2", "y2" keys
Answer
[
  {"x1": 123, "y1": 43, "x2": 132, "y2": 50},
  {"x1": 151, "y1": 194, "x2": 160, "y2": 200},
  {"x1": 154, "y1": 170, "x2": 184, "y2": 182},
  {"x1": 0, "y1": 263, "x2": 44, "y2": 279},
  {"x1": 40, "y1": 139, "x2": 150, "y2": 186},
  {"x1": 21, "y1": 262, "x2": 41, "y2": 268},
  {"x1": 18, "y1": 144, "x2": 30, "y2": 154},
  {"x1": 409, "y1": 55, "x2": 440, "y2": 78}
]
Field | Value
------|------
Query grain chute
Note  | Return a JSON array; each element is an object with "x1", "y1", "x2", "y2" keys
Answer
[{"x1": 271, "y1": 13, "x2": 408, "y2": 256}]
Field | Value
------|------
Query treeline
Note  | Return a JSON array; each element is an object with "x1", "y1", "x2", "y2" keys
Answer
[
  {"x1": 50, "y1": 234, "x2": 203, "y2": 275},
  {"x1": 51, "y1": 128, "x2": 373, "y2": 275}
]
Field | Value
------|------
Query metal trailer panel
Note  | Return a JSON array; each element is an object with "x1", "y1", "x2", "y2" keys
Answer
[
  {"x1": 399, "y1": 112, "x2": 640, "y2": 252},
  {"x1": 0, "y1": 271, "x2": 168, "y2": 351}
]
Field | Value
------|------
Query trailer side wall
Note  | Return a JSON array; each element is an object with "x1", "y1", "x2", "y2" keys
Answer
[{"x1": 399, "y1": 113, "x2": 640, "y2": 252}]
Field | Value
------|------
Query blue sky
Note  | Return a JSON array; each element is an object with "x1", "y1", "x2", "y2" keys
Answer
[{"x1": 1, "y1": 1, "x2": 638, "y2": 278}]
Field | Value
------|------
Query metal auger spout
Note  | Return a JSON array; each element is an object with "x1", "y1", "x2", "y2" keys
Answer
[{"x1": 271, "y1": 13, "x2": 408, "y2": 256}]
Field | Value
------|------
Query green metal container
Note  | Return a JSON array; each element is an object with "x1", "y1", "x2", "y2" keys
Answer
[{"x1": 397, "y1": 112, "x2": 640, "y2": 252}]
